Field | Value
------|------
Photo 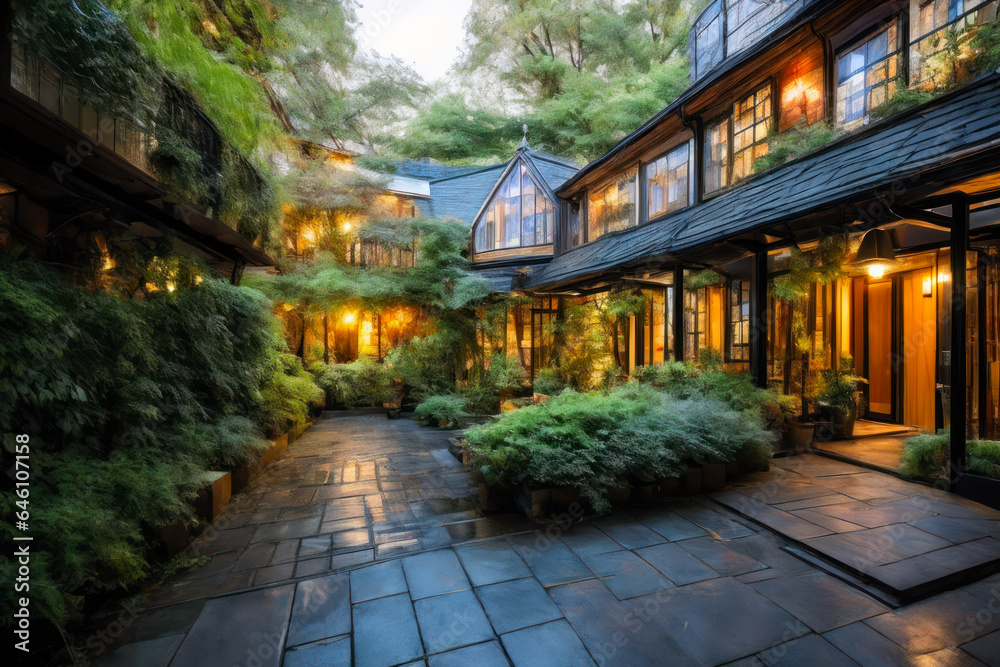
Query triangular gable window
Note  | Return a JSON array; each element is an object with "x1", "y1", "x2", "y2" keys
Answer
[{"x1": 474, "y1": 161, "x2": 554, "y2": 252}]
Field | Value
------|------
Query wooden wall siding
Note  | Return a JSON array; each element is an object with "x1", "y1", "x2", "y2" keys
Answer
[
  {"x1": 530, "y1": 74, "x2": 1000, "y2": 291},
  {"x1": 902, "y1": 267, "x2": 938, "y2": 430},
  {"x1": 473, "y1": 244, "x2": 553, "y2": 264}
]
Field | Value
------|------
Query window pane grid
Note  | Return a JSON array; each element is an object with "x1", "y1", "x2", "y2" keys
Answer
[
  {"x1": 646, "y1": 144, "x2": 689, "y2": 219},
  {"x1": 835, "y1": 19, "x2": 903, "y2": 127},
  {"x1": 732, "y1": 85, "x2": 772, "y2": 183},
  {"x1": 587, "y1": 168, "x2": 637, "y2": 242},
  {"x1": 473, "y1": 161, "x2": 554, "y2": 253}
]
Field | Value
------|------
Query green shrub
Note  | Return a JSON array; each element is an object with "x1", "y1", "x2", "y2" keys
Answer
[
  {"x1": 415, "y1": 394, "x2": 470, "y2": 427},
  {"x1": 259, "y1": 353, "x2": 324, "y2": 436},
  {"x1": 386, "y1": 333, "x2": 457, "y2": 400},
  {"x1": 311, "y1": 358, "x2": 394, "y2": 408},
  {"x1": 465, "y1": 384, "x2": 774, "y2": 513},
  {"x1": 968, "y1": 440, "x2": 1000, "y2": 478},
  {"x1": 0, "y1": 254, "x2": 311, "y2": 629},
  {"x1": 900, "y1": 430, "x2": 949, "y2": 478},
  {"x1": 753, "y1": 122, "x2": 836, "y2": 173},
  {"x1": 869, "y1": 88, "x2": 937, "y2": 120},
  {"x1": 533, "y1": 368, "x2": 569, "y2": 396}
]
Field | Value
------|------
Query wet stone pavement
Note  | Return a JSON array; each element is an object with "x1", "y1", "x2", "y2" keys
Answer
[{"x1": 95, "y1": 413, "x2": 1000, "y2": 666}]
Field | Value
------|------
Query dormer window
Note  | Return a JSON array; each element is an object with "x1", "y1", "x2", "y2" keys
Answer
[
  {"x1": 693, "y1": 0, "x2": 725, "y2": 79},
  {"x1": 473, "y1": 162, "x2": 554, "y2": 253},
  {"x1": 835, "y1": 18, "x2": 903, "y2": 129}
]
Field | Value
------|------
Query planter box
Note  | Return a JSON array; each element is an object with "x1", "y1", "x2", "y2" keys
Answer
[
  {"x1": 634, "y1": 481, "x2": 660, "y2": 504},
  {"x1": 514, "y1": 486, "x2": 552, "y2": 519},
  {"x1": 658, "y1": 477, "x2": 680, "y2": 498},
  {"x1": 700, "y1": 462, "x2": 727, "y2": 492},
  {"x1": 680, "y1": 468, "x2": 702, "y2": 495},
  {"x1": 230, "y1": 466, "x2": 253, "y2": 494},
  {"x1": 551, "y1": 486, "x2": 587, "y2": 512},
  {"x1": 479, "y1": 483, "x2": 515, "y2": 512},
  {"x1": 194, "y1": 471, "x2": 232, "y2": 522},
  {"x1": 955, "y1": 473, "x2": 1000, "y2": 510},
  {"x1": 160, "y1": 522, "x2": 189, "y2": 555},
  {"x1": 725, "y1": 461, "x2": 740, "y2": 481},
  {"x1": 607, "y1": 485, "x2": 632, "y2": 507}
]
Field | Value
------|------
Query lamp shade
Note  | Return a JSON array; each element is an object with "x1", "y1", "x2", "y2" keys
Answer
[{"x1": 855, "y1": 229, "x2": 896, "y2": 266}]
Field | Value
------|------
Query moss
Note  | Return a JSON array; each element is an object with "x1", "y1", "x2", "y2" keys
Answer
[
  {"x1": 753, "y1": 122, "x2": 836, "y2": 174},
  {"x1": 869, "y1": 88, "x2": 938, "y2": 120}
]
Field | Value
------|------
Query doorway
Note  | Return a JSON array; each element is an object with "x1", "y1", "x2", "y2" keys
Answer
[{"x1": 865, "y1": 278, "x2": 895, "y2": 421}]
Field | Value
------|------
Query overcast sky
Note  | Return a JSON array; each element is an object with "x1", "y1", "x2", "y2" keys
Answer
[{"x1": 354, "y1": 0, "x2": 476, "y2": 83}]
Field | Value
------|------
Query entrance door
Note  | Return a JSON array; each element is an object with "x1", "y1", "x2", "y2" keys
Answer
[{"x1": 866, "y1": 280, "x2": 895, "y2": 420}]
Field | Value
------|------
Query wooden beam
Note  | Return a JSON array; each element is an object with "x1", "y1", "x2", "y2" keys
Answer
[
  {"x1": 950, "y1": 194, "x2": 969, "y2": 490},
  {"x1": 750, "y1": 250, "x2": 769, "y2": 388},
  {"x1": 673, "y1": 264, "x2": 684, "y2": 361},
  {"x1": 891, "y1": 204, "x2": 953, "y2": 229}
]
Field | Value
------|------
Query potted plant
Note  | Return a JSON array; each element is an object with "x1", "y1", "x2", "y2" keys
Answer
[{"x1": 816, "y1": 356, "x2": 867, "y2": 439}]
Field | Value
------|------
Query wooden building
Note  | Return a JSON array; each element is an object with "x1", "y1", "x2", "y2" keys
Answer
[{"x1": 470, "y1": 0, "x2": 1000, "y2": 483}]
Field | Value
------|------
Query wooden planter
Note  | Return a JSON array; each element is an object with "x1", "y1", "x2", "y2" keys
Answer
[
  {"x1": 954, "y1": 473, "x2": 1000, "y2": 510},
  {"x1": 658, "y1": 476, "x2": 681, "y2": 497},
  {"x1": 680, "y1": 468, "x2": 702, "y2": 495},
  {"x1": 607, "y1": 484, "x2": 632, "y2": 507},
  {"x1": 551, "y1": 486, "x2": 587, "y2": 512},
  {"x1": 725, "y1": 461, "x2": 740, "y2": 480},
  {"x1": 160, "y1": 522, "x2": 190, "y2": 556},
  {"x1": 514, "y1": 486, "x2": 552, "y2": 519},
  {"x1": 194, "y1": 471, "x2": 232, "y2": 522},
  {"x1": 700, "y1": 462, "x2": 727, "y2": 492}
]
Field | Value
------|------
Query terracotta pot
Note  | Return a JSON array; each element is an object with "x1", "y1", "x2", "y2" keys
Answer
[
  {"x1": 784, "y1": 421, "x2": 815, "y2": 451},
  {"x1": 700, "y1": 462, "x2": 727, "y2": 492}
]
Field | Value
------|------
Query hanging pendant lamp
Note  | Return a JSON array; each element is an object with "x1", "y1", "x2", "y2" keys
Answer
[{"x1": 855, "y1": 228, "x2": 896, "y2": 278}]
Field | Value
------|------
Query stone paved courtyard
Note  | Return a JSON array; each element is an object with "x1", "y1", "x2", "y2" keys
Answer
[{"x1": 95, "y1": 413, "x2": 1000, "y2": 666}]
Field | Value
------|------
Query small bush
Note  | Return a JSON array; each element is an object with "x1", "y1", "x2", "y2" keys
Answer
[
  {"x1": 466, "y1": 384, "x2": 774, "y2": 513},
  {"x1": 869, "y1": 88, "x2": 937, "y2": 120},
  {"x1": 533, "y1": 368, "x2": 569, "y2": 396},
  {"x1": 967, "y1": 440, "x2": 1000, "y2": 479},
  {"x1": 415, "y1": 394, "x2": 470, "y2": 427},
  {"x1": 386, "y1": 333, "x2": 457, "y2": 400},
  {"x1": 311, "y1": 357, "x2": 394, "y2": 408},
  {"x1": 900, "y1": 430, "x2": 949, "y2": 478}
]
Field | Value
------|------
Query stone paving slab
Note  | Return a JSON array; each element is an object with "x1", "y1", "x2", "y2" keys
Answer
[
  {"x1": 715, "y1": 454, "x2": 1000, "y2": 604},
  {"x1": 94, "y1": 422, "x2": 1000, "y2": 667}
]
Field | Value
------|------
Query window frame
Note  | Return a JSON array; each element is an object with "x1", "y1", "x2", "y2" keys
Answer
[
  {"x1": 693, "y1": 0, "x2": 727, "y2": 80},
  {"x1": 643, "y1": 140, "x2": 694, "y2": 224},
  {"x1": 833, "y1": 14, "x2": 907, "y2": 129},
  {"x1": 703, "y1": 78, "x2": 776, "y2": 198},
  {"x1": 582, "y1": 165, "x2": 640, "y2": 245},
  {"x1": 472, "y1": 158, "x2": 556, "y2": 255},
  {"x1": 726, "y1": 277, "x2": 752, "y2": 364}
]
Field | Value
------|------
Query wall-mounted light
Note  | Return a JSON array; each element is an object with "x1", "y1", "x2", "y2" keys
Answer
[
  {"x1": 342, "y1": 312, "x2": 357, "y2": 325},
  {"x1": 938, "y1": 270, "x2": 951, "y2": 283},
  {"x1": 855, "y1": 229, "x2": 896, "y2": 279},
  {"x1": 922, "y1": 275, "x2": 933, "y2": 297}
]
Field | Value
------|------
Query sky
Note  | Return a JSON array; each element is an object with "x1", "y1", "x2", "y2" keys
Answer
[{"x1": 354, "y1": 0, "x2": 476, "y2": 83}]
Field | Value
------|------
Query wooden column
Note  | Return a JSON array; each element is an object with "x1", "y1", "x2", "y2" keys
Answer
[
  {"x1": 950, "y1": 195, "x2": 969, "y2": 488},
  {"x1": 673, "y1": 264, "x2": 684, "y2": 361},
  {"x1": 750, "y1": 249, "x2": 769, "y2": 388}
]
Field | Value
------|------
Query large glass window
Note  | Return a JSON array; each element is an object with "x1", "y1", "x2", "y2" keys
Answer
[
  {"x1": 728, "y1": 279, "x2": 751, "y2": 362},
  {"x1": 732, "y1": 85, "x2": 773, "y2": 182},
  {"x1": 704, "y1": 117, "x2": 730, "y2": 195},
  {"x1": 474, "y1": 162, "x2": 554, "y2": 252},
  {"x1": 587, "y1": 168, "x2": 637, "y2": 242},
  {"x1": 920, "y1": 0, "x2": 966, "y2": 32},
  {"x1": 646, "y1": 143, "x2": 690, "y2": 220},
  {"x1": 912, "y1": 1, "x2": 996, "y2": 90},
  {"x1": 835, "y1": 19, "x2": 903, "y2": 128},
  {"x1": 694, "y1": 0, "x2": 724, "y2": 79}
]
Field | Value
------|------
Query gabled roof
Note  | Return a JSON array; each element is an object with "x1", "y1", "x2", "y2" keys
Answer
[
  {"x1": 528, "y1": 72, "x2": 1000, "y2": 290},
  {"x1": 407, "y1": 148, "x2": 579, "y2": 227}
]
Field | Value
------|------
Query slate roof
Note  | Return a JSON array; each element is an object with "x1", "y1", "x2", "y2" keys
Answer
[
  {"x1": 528, "y1": 72, "x2": 1000, "y2": 290},
  {"x1": 405, "y1": 149, "x2": 579, "y2": 227}
]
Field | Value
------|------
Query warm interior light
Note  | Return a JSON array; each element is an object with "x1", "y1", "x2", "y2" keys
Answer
[
  {"x1": 342, "y1": 312, "x2": 357, "y2": 325},
  {"x1": 867, "y1": 264, "x2": 886, "y2": 279},
  {"x1": 938, "y1": 271, "x2": 951, "y2": 283},
  {"x1": 922, "y1": 276, "x2": 933, "y2": 297},
  {"x1": 342, "y1": 222, "x2": 352, "y2": 232},
  {"x1": 302, "y1": 228, "x2": 316, "y2": 243}
]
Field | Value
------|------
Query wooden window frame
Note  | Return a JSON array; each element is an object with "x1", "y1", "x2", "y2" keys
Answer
[
  {"x1": 834, "y1": 14, "x2": 907, "y2": 129},
  {"x1": 643, "y1": 140, "x2": 693, "y2": 224}
]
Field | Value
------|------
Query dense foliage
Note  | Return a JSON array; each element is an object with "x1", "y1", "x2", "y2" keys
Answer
[
  {"x1": 391, "y1": 0, "x2": 697, "y2": 162},
  {"x1": 466, "y1": 367, "x2": 779, "y2": 512},
  {"x1": 900, "y1": 430, "x2": 1000, "y2": 479},
  {"x1": 0, "y1": 254, "x2": 318, "y2": 629},
  {"x1": 311, "y1": 358, "x2": 395, "y2": 408}
]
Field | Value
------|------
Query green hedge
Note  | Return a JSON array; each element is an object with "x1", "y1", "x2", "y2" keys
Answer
[
  {"x1": 0, "y1": 255, "x2": 319, "y2": 628},
  {"x1": 901, "y1": 430, "x2": 1000, "y2": 479},
  {"x1": 465, "y1": 382, "x2": 775, "y2": 513}
]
